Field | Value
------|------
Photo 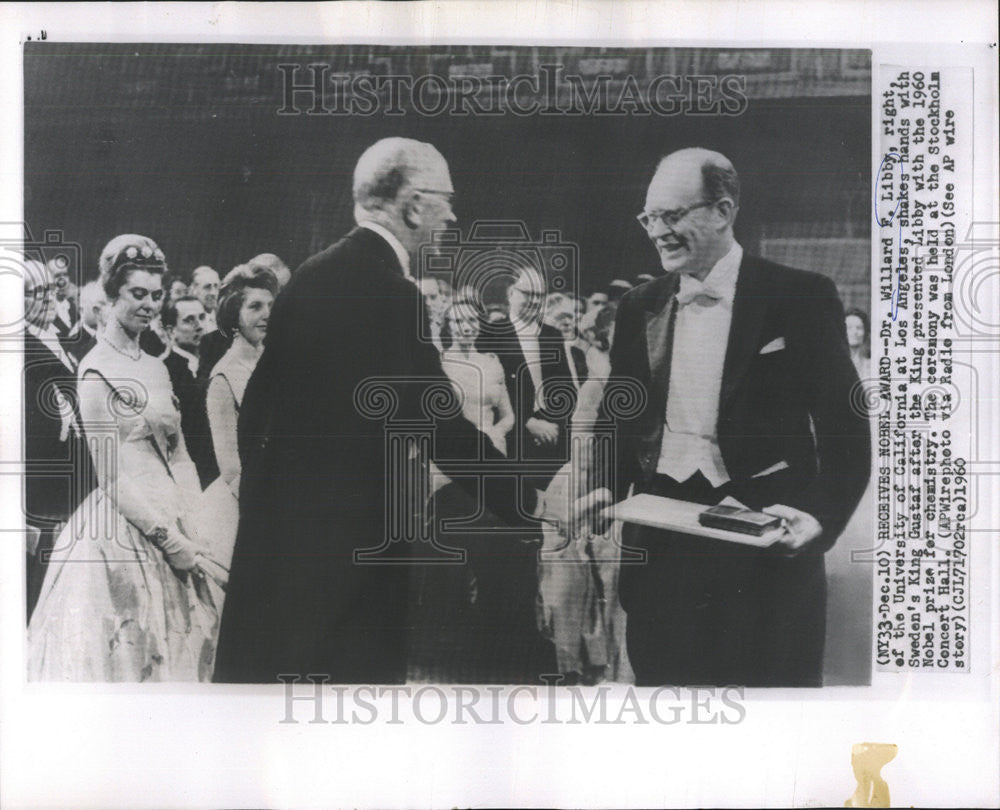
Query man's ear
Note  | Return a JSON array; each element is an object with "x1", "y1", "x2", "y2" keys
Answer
[
  {"x1": 400, "y1": 194, "x2": 421, "y2": 230},
  {"x1": 714, "y1": 198, "x2": 738, "y2": 229}
]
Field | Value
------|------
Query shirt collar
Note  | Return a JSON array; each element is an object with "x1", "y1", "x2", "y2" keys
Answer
[
  {"x1": 26, "y1": 322, "x2": 55, "y2": 342},
  {"x1": 358, "y1": 221, "x2": 412, "y2": 279},
  {"x1": 678, "y1": 241, "x2": 742, "y2": 306},
  {"x1": 26, "y1": 323, "x2": 74, "y2": 367},
  {"x1": 172, "y1": 345, "x2": 199, "y2": 374}
]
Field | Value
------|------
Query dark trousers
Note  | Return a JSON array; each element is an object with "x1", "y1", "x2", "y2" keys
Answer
[
  {"x1": 620, "y1": 472, "x2": 826, "y2": 688},
  {"x1": 407, "y1": 482, "x2": 557, "y2": 684}
]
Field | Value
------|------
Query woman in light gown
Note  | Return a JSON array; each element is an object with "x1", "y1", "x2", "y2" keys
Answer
[
  {"x1": 409, "y1": 299, "x2": 561, "y2": 683},
  {"x1": 191, "y1": 263, "x2": 277, "y2": 603},
  {"x1": 28, "y1": 234, "x2": 221, "y2": 682}
]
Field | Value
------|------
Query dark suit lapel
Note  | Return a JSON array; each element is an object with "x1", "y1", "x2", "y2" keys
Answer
[
  {"x1": 720, "y1": 256, "x2": 768, "y2": 412},
  {"x1": 644, "y1": 274, "x2": 679, "y2": 411}
]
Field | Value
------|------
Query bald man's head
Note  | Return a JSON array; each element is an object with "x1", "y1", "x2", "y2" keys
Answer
[
  {"x1": 353, "y1": 138, "x2": 450, "y2": 212},
  {"x1": 352, "y1": 137, "x2": 457, "y2": 261},
  {"x1": 641, "y1": 148, "x2": 740, "y2": 280}
]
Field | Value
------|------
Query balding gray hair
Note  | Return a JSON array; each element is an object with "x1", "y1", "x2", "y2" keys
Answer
[
  {"x1": 352, "y1": 137, "x2": 443, "y2": 214},
  {"x1": 79, "y1": 280, "x2": 106, "y2": 312},
  {"x1": 658, "y1": 147, "x2": 741, "y2": 208}
]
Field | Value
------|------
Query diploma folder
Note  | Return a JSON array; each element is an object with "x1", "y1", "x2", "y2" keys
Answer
[{"x1": 608, "y1": 494, "x2": 785, "y2": 548}]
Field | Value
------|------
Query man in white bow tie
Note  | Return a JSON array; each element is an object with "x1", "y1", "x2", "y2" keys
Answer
[
  {"x1": 603, "y1": 147, "x2": 870, "y2": 687},
  {"x1": 23, "y1": 258, "x2": 92, "y2": 619}
]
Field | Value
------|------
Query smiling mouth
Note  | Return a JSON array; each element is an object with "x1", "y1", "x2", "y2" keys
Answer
[{"x1": 657, "y1": 238, "x2": 686, "y2": 253}]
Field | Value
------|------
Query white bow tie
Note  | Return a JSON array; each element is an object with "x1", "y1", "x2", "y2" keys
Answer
[{"x1": 676, "y1": 279, "x2": 725, "y2": 307}]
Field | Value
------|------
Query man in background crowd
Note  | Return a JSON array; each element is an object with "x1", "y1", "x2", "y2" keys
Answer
[
  {"x1": 47, "y1": 257, "x2": 78, "y2": 339},
  {"x1": 190, "y1": 265, "x2": 221, "y2": 332},
  {"x1": 66, "y1": 280, "x2": 108, "y2": 363},
  {"x1": 551, "y1": 300, "x2": 588, "y2": 391},
  {"x1": 23, "y1": 258, "x2": 91, "y2": 618},
  {"x1": 162, "y1": 295, "x2": 217, "y2": 488},
  {"x1": 477, "y1": 264, "x2": 573, "y2": 491}
]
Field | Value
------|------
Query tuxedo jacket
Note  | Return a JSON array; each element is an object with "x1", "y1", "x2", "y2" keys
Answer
[
  {"x1": 569, "y1": 344, "x2": 588, "y2": 388},
  {"x1": 65, "y1": 327, "x2": 96, "y2": 364},
  {"x1": 476, "y1": 317, "x2": 573, "y2": 481},
  {"x1": 163, "y1": 350, "x2": 218, "y2": 489},
  {"x1": 214, "y1": 227, "x2": 536, "y2": 683},
  {"x1": 604, "y1": 254, "x2": 870, "y2": 550},
  {"x1": 52, "y1": 299, "x2": 78, "y2": 340},
  {"x1": 23, "y1": 331, "x2": 88, "y2": 524}
]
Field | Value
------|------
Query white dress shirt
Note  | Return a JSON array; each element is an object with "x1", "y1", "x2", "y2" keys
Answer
[
  {"x1": 54, "y1": 298, "x2": 74, "y2": 332},
  {"x1": 26, "y1": 323, "x2": 76, "y2": 372},
  {"x1": 358, "y1": 220, "x2": 412, "y2": 280},
  {"x1": 657, "y1": 242, "x2": 743, "y2": 487},
  {"x1": 26, "y1": 322, "x2": 79, "y2": 440}
]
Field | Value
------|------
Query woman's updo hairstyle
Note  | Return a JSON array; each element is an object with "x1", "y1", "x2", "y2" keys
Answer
[
  {"x1": 98, "y1": 234, "x2": 167, "y2": 300},
  {"x1": 216, "y1": 262, "x2": 279, "y2": 339}
]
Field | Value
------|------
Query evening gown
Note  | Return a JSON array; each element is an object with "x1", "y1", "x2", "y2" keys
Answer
[
  {"x1": 408, "y1": 350, "x2": 558, "y2": 683},
  {"x1": 27, "y1": 341, "x2": 219, "y2": 681},
  {"x1": 187, "y1": 339, "x2": 257, "y2": 605}
]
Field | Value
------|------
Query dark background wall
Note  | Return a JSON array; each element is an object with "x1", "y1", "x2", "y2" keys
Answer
[{"x1": 25, "y1": 45, "x2": 870, "y2": 302}]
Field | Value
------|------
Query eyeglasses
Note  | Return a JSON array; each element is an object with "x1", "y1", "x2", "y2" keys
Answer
[
  {"x1": 27, "y1": 285, "x2": 52, "y2": 299},
  {"x1": 414, "y1": 188, "x2": 456, "y2": 207},
  {"x1": 636, "y1": 199, "x2": 717, "y2": 231}
]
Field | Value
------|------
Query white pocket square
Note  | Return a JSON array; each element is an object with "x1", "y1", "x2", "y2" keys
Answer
[
  {"x1": 759, "y1": 337, "x2": 786, "y2": 354},
  {"x1": 751, "y1": 460, "x2": 791, "y2": 478}
]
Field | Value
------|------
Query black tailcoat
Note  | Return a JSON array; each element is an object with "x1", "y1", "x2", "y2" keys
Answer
[
  {"x1": 603, "y1": 255, "x2": 870, "y2": 686},
  {"x1": 214, "y1": 228, "x2": 536, "y2": 683}
]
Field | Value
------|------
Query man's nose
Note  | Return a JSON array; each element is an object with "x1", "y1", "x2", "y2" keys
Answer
[{"x1": 648, "y1": 219, "x2": 673, "y2": 240}]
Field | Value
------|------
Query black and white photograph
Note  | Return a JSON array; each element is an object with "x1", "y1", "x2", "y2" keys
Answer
[
  {"x1": 18, "y1": 42, "x2": 874, "y2": 688},
  {"x1": 1, "y1": 3, "x2": 997, "y2": 808}
]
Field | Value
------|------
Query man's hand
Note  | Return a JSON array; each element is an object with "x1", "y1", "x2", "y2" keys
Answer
[
  {"x1": 762, "y1": 504, "x2": 823, "y2": 553},
  {"x1": 526, "y1": 417, "x2": 559, "y2": 446},
  {"x1": 537, "y1": 465, "x2": 612, "y2": 537}
]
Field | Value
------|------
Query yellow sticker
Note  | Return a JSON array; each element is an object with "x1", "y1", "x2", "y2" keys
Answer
[{"x1": 846, "y1": 742, "x2": 898, "y2": 808}]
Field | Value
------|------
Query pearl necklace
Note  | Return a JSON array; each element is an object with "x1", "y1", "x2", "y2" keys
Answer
[{"x1": 98, "y1": 333, "x2": 142, "y2": 361}]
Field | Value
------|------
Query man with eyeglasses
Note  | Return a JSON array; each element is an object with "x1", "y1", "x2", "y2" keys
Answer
[
  {"x1": 604, "y1": 147, "x2": 870, "y2": 687},
  {"x1": 216, "y1": 137, "x2": 608, "y2": 684},
  {"x1": 477, "y1": 264, "x2": 574, "y2": 492},
  {"x1": 23, "y1": 258, "x2": 91, "y2": 619}
]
